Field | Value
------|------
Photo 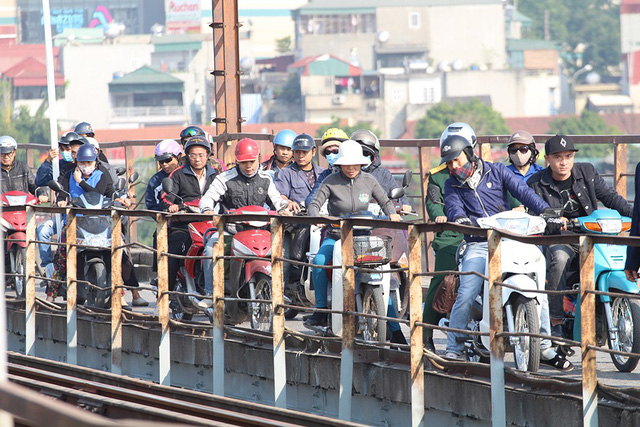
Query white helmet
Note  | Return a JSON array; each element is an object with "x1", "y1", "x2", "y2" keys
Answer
[
  {"x1": 440, "y1": 122, "x2": 477, "y2": 148},
  {"x1": 0, "y1": 135, "x2": 17, "y2": 153},
  {"x1": 333, "y1": 140, "x2": 370, "y2": 166},
  {"x1": 84, "y1": 137, "x2": 100, "y2": 151}
]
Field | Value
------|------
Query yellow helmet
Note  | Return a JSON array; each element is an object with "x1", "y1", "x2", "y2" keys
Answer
[{"x1": 320, "y1": 128, "x2": 348, "y2": 154}]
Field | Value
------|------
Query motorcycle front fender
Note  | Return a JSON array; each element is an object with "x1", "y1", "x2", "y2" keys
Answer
[
  {"x1": 501, "y1": 274, "x2": 541, "y2": 304},
  {"x1": 6, "y1": 231, "x2": 27, "y2": 250},
  {"x1": 597, "y1": 270, "x2": 639, "y2": 303},
  {"x1": 245, "y1": 260, "x2": 272, "y2": 282}
]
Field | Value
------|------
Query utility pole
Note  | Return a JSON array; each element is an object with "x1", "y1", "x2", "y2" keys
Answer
[{"x1": 211, "y1": 0, "x2": 242, "y2": 165}]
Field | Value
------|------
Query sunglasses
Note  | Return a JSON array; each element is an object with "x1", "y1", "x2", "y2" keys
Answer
[
  {"x1": 508, "y1": 146, "x2": 531, "y2": 155},
  {"x1": 324, "y1": 148, "x2": 339, "y2": 155},
  {"x1": 158, "y1": 157, "x2": 174, "y2": 164}
]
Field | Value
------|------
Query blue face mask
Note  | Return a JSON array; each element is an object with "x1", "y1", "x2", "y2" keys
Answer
[
  {"x1": 326, "y1": 153, "x2": 339, "y2": 166},
  {"x1": 61, "y1": 150, "x2": 73, "y2": 162}
]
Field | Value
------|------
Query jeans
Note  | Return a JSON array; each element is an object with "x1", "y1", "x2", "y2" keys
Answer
[
  {"x1": 312, "y1": 237, "x2": 337, "y2": 308},
  {"x1": 446, "y1": 242, "x2": 488, "y2": 355},
  {"x1": 37, "y1": 219, "x2": 57, "y2": 267},
  {"x1": 544, "y1": 244, "x2": 579, "y2": 320}
]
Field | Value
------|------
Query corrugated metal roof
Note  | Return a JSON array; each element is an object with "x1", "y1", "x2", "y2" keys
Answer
[
  {"x1": 507, "y1": 38, "x2": 561, "y2": 51},
  {"x1": 109, "y1": 66, "x2": 184, "y2": 93}
]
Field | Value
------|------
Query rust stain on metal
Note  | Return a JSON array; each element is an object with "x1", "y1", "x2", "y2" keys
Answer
[
  {"x1": 66, "y1": 209, "x2": 77, "y2": 312},
  {"x1": 487, "y1": 230, "x2": 504, "y2": 357},
  {"x1": 614, "y1": 143, "x2": 627, "y2": 199},
  {"x1": 579, "y1": 235, "x2": 598, "y2": 424},
  {"x1": 156, "y1": 214, "x2": 169, "y2": 329},
  {"x1": 340, "y1": 220, "x2": 356, "y2": 351},
  {"x1": 408, "y1": 225, "x2": 425, "y2": 425},
  {"x1": 270, "y1": 217, "x2": 285, "y2": 329},
  {"x1": 110, "y1": 210, "x2": 123, "y2": 373},
  {"x1": 212, "y1": 216, "x2": 226, "y2": 330}
]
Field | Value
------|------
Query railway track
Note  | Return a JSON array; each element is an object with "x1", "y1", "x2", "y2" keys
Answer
[{"x1": 7, "y1": 352, "x2": 360, "y2": 426}]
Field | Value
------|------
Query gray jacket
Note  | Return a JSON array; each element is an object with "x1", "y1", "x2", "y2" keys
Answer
[
  {"x1": 308, "y1": 170, "x2": 395, "y2": 218},
  {"x1": 1, "y1": 160, "x2": 36, "y2": 194}
]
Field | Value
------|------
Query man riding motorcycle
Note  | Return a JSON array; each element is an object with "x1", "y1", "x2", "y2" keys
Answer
[
  {"x1": 304, "y1": 128, "x2": 349, "y2": 206},
  {"x1": 261, "y1": 129, "x2": 295, "y2": 177},
  {"x1": 528, "y1": 135, "x2": 632, "y2": 344},
  {"x1": 199, "y1": 138, "x2": 293, "y2": 304},
  {"x1": 1, "y1": 136, "x2": 37, "y2": 195}
]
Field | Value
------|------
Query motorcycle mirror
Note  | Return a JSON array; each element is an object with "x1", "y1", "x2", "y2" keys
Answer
[
  {"x1": 402, "y1": 170, "x2": 413, "y2": 188},
  {"x1": 47, "y1": 180, "x2": 64, "y2": 192},
  {"x1": 116, "y1": 177, "x2": 126, "y2": 192},
  {"x1": 128, "y1": 171, "x2": 139, "y2": 184},
  {"x1": 115, "y1": 167, "x2": 126, "y2": 176},
  {"x1": 162, "y1": 177, "x2": 174, "y2": 194},
  {"x1": 389, "y1": 187, "x2": 405, "y2": 200}
]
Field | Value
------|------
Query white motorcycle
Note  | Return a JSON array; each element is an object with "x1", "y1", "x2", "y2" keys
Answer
[{"x1": 461, "y1": 210, "x2": 547, "y2": 372}]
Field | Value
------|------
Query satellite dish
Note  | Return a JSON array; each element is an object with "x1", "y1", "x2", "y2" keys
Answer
[
  {"x1": 377, "y1": 30, "x2": 390, "y2": 44},
  {"x1": 585, "y1": 71, "x2": 601, "y2": 84},
  {"x1": 451, "y1": 59, "x2": 464, "y2": 71},
  {"x1": 104, "y1": 22, "x2": 125, "y2": 39},
  {"x1": 437, "y1": 61, "x2": 451, "y2": 72},
  {"x1": 240, "y1": 57, "x2": 255, "y2": 71}
]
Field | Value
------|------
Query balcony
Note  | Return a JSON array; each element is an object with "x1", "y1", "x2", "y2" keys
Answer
[
  {"x1": 110, "y1": 105, "x2": 188, "y2": 127},
  {"x1": 111, "y1": 106, "x2": 186, "y2": 117}
]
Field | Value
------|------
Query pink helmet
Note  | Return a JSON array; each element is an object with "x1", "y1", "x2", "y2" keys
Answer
[{"x1": 155, "y1": 139, "x2": 182, "y2": 161}]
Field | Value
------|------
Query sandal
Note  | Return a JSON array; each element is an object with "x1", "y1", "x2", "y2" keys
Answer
[{"x1": 541, "y1": 353, "x2": 574, "y2": 371}]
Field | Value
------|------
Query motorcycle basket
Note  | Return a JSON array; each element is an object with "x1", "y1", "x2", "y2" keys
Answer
[{"x1": 353, "y1": 235, "x2": 392, "y2": 266}]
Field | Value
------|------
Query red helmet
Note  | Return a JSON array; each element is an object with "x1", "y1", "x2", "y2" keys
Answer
[{"x1": 235, "y1": 138, "x2": 260, "y2": 162}]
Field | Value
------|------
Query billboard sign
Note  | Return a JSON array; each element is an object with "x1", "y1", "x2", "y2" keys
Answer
[{"x1": 165, "y1": 0, "x2": 201, "y2": 34}]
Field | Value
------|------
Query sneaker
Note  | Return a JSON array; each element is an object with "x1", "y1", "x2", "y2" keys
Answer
[
  {"x1": 425, "y1": 337, "x2": 436, "y2": 352},
  {"x1": 196, "y1": 293, "x2": 213, "y2": 309},
  {"x1": 132, "y1": 297, "x2": 149, "y2": 307},
  {"x1": 303, "y1": 311, "x2": 328, "y2": 327},
  {"x1": 445, "y1": 351, "x2": 463, "y2": 360}
]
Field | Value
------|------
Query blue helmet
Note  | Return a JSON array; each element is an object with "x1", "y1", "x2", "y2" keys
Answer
[
  {"x1": 76, "y1": 144, "x2": 97, "y2": 162},
  {"x1": 273, "y1": 129, "x2": 296, "y2": 148}
]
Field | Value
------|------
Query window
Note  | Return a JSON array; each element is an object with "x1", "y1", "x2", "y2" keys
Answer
[
  {"x1": 300, "y1": 13, "x2": 376, "y2": 35},
  {"x1": 409, "y1": 12, "x2": 421, "y2": 29},
  {"x1": 392, "y1": 87, "x2": 403, "y2": 103}
]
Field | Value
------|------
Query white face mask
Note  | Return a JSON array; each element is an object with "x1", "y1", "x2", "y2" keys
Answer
[
  {"x1": 510, "y1": 150, "x2": 532, "y2": 167},
  {"x1": 79, "y1": 164, "x2": 95, "y2": 176}
]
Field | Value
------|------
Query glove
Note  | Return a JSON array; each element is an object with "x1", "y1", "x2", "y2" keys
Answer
[
  {"x1": 545, "y1": 216, "x2": 564, "y2": 235},
  {"x1": 454, "y1": 217, "x2": 473, "y2": 226}
]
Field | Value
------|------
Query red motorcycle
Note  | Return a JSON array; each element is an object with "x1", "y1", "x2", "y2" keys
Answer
[
  {"x1": 226, "y1": 205, "x2": 275, "y2": 331},
  {"x1": 1, "y1": 191, "x2": 37, "y2": 298}
]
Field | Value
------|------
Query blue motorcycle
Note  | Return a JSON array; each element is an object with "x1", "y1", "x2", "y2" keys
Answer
[{"x1": 561, "y1": 209, "x2": 640, "y2": 372}]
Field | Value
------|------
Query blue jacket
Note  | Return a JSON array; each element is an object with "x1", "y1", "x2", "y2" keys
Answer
[
  {"x1": 626, "y1": 162, "x2": 640, "y2": 272},
  {"x1": 507, "y1": 162, "x2": 545, "y2": 183},
  {"x1": 274, "y1": 162, "x2": 325, "y2": 204},
  {"x1": 145, "y1": 170, "x2": 169, "y2": 212},
  {"x1": 35, "y1": 158, "x2": 73, "y2": 187},
  {"x1": 363, "y1": 155, "x2": 410, "y2": 206},
  {"x1": 445, "y1": 160, "x2": 549, "y2": 230}
]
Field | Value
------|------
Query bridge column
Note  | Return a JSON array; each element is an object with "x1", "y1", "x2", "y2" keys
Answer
[
  {"x1": 408, "y1": 225, "x2": 425, "y2": 427},
  {"x1": 212, "y1": 216, "x2": 226, "y2": 396},
  {"x1": 487, "y1": 229, "x2": 505, "y2": 427},
  {"x1": 580, "y1": 236, "x2": 598, "y2": 427},
  {"x1": 338, "y1": 219, "x2": 355, "y2": 421},
  {"x1": 110, "y1": 211, "x2": 123, "y2": 375},
  {"x1": 66, "y1": 208, "x2": 77, "y2": 365},
  {"x1": 156, "y1": 213, "x2": 170, "y2": 386},
  {"x1": 25, "y1": 206, "x2": 36, "y2": 356},
  {"x1": 270, "y1": 218, "x2": 287, "y2": 408}
]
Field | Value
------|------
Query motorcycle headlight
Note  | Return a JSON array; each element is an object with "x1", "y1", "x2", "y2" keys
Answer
[{"x1": 597, "y1": 219, "x2": 621, "y2": 234}]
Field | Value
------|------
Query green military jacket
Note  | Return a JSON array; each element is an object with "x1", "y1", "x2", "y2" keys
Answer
[{"x1": 426, "y1": 165, "x2": 464, "y2": 252}]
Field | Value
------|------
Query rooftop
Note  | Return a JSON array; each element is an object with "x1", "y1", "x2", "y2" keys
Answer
[{"x1": 297, "y1": 0, "x2": 502, "y2": 14}]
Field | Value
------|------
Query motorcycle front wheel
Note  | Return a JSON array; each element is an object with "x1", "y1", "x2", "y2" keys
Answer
[
  {"x1": 13, "y1": 247, "x2": 26, "y2": 299},
  {"x1": 512, "y1": 296, "x2": 541, "y2": 373},
  {"x1": 249, "y1": 273, "x2": 273, "y2": 332},
  {"x1": 609, "y1": 297, "x2": 640, "y2": 372},
  {"x1": 361, "y1": 285, "x2": 387, "y2": 343}
]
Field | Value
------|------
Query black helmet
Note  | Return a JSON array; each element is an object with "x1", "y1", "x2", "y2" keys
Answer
[
  {"x1": 351, "y1": 129, "x2": 380, "y2": 153},
  {"x1": 184, "y1": 135, "x2": 211, "y2": 155},
  {"x1": 180, "y1": 126, "x2": 205, "y2": 145},
  {"x1": 440, "y1": 135, "x2": 473, "y2": 163},
  {"x1": 291, "y1": 133, "x2": 316, "y2": 151},
  {"x1": 69, "y1": 136, "x2": 89, "y2": 146},
  {"x1": 59, "y1": 131, "x2": 80, "y2": 146},
  {"x1": 74, "y1": 122, "x2": 95, "y2": 137}
]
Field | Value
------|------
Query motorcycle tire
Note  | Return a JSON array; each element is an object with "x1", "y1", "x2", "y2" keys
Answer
[
  {"x1": 361, "y1": 285, "x2": 387, "y2": 343},
  {"x1": 13, "y1": 247, "x2": 26, "y2": 299},
  {"x1": 512, "y1": 296, "x2": 541, "y2": 373},
  {"x1": 87, "y1": 262, "x2": 109, "y2": 308},
  {"x1": 608, "y1": 297, "x2": 640, "y2": 372},
  {"x1": 249, "y1": 273, "x2": 273, "y2": 332}
]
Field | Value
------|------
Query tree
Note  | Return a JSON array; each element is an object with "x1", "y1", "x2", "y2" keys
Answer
[
  {"x1": 548, "y1": 109, "x2": 620, "y2": 159},
  {"x1": 275, "y1": 36, "x2": 292, "y2": 54},
  {"x1": 315, "y1": 116, "x2": 380, "y2": 139},
  {"x1": 518, "y1": 0, "x2": 620, "y2": 77},
  {"x1": 414, "y1": 99, "x2": 510, "y2": 139}
]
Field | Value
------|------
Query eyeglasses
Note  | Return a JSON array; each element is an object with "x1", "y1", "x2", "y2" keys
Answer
[
  {"x1": 158, "y1": 157, "x2": 174, "y2": 165},
  {"x1": 188, "y1": 153, "x2": 208, "y2": 159},
  {"x1": 508, "y1": 146, "x2": 531, "y2": 155},
  {"x1": 1, "y1": 151, "x2": 15, "y2": 157}
]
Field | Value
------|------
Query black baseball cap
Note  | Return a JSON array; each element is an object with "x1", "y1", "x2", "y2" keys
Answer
[{"x1": 545, "y1": 135, "x2": 579, "y2": 155}]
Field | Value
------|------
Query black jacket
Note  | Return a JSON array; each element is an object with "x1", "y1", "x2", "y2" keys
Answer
[
  {"x1": 1, "y1": 160, "x2": 36, "y2": 194},
  {"x1": 161, "y1": 163, "x2": 217, "y2": 210},
  {"x1": 527, "y1": 162, "x2": 632, "y2": 217}
]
